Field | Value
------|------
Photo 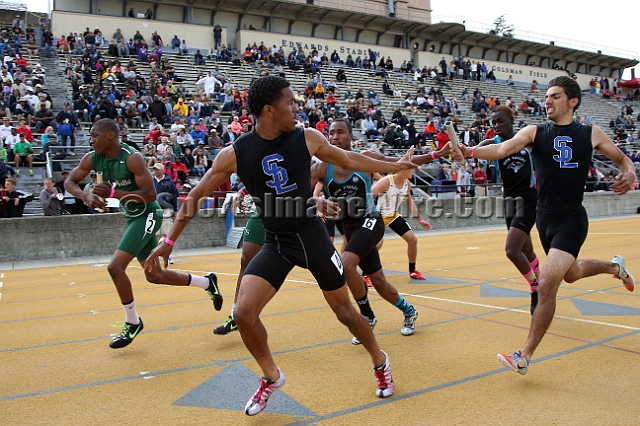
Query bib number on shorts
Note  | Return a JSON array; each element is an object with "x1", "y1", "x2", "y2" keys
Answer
[
  {"x1": 331, "y1": 250, "x2": 344, "y2": 274},
  {"x1": 362, "y1": 218, "x2": 377, "y2": 230}
]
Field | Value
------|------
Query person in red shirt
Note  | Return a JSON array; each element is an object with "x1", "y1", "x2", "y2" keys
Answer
[
  {"x1": 436, "y1": 127, "x2": 449, "y2": 150},
  {"x1": 315, "y1": 116, "x2": 328, "y2": 134},
  {"x1": 144, "y1": 125, "x2": 170, "y2": 144},
  {"x1": 326, "y1": 93, "x2": 337, "y2": 108},
  {"x1": 172, "y1": 157, "x2": 189, "y2": 185},
  {"x1": 238, "y1": 108, "x2": 253, "y2": 128},
  {"x1": 15, "y1": 119, "x2": 34, "y2": 142},
  {"x1": 473, "y1": 163, "x2": 488, "y2": 196}
]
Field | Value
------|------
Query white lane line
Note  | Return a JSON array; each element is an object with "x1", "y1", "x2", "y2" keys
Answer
[
  {"x1": 402, "y1": 293, "x2": 640, "y2": 331},
  {"x1": 0, "y1": 282, "x2": 3, "y2": 288}
]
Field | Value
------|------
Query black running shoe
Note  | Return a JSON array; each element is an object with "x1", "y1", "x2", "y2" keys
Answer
[
  {"x1": 214, "y1": 315, "x2": 238, "y2": 335},
  {"x1": 530, "y1": 290, "x2": 538, "y2": 315},
  {"x1": 205, "y1": 273, "x2": 223, "y2": 311},
  {"x1": 110, "y1": 318, "x2": 144, "y2": 349}
]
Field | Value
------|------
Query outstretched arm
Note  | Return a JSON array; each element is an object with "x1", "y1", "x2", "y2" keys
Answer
[
  {"x1": 455, "y1": 125, "x2": 536, "y2": 161},
  {"x1": 305, "y1": 128, "x2": 416, "y2": 174},
  {"x1": 144, "y1": 146, "x2": 236, "y2": 269}
]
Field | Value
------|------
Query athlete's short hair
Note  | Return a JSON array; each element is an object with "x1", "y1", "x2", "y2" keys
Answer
[
  {"x1": 92, "y1": 118, "x2": 120, "y2": 136},
  {"x1": 548, "y1": 76, "x2": 581, "y2": 111},
  {"x1": 247, "y1": 76, "x2": 291, "y2": 117},
  {"x1": 493, "y1": 105, "x2": 514, "y2": 121},
  {"x1": 331, "y1": 118, "x2": 353, "y2": 134}
]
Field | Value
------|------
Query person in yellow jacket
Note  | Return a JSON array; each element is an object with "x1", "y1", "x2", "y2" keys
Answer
[{"x1": 172, "y1": 97, "x2": 188, "y2": 118}]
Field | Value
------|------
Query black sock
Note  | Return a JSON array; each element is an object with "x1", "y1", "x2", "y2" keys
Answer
[
  {"x1": 409, "y1": 263, "x2": 416, "y2": 273},
  {"x1": 355, "y1": 295, "x2": 375, "y2": 321}
]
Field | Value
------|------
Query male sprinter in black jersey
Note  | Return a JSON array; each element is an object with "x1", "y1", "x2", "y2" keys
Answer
[
  {"x1": 477, "y1": 106, "x2": 541, "y2": 315},
  {"x1": 455, "y1": 76, "x2": 636, "y2": 375},
  {"x1": 145, "y1": 76, "x2": 416, "y2": 415},
  {"x1": 311, "y1": 118, "x2": 451, "y2": 344}
]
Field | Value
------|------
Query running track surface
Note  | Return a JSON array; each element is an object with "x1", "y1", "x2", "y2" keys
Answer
[{"x1": 1, "y1": 217, "x2": 639, "y2": 425}]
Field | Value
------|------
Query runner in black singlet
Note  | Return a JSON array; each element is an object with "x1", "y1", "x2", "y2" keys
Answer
[
  {"x1": 146, "y1": 76, "x2": 418, "y2": 415},
  {"x1": 456, "y1": 76, "x2": 636, "y2": 375},
  {"x1": 477, "y1": 105, "x2": 540, "y2": 314}
]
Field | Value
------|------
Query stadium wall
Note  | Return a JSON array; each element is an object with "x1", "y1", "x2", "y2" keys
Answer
[
  {"x1": 0, "y1": 210, "x2": 249, "y2": 262},
  {"x1": 236, "y1": 29, "x2": 413, "y2": 69},
  {"x1": 52, "y1": 11, "x2": 228, "y2": 48},
  {"x1": 1, "y1": 192, "x2": 638, "y2": 263},
  {"x1": 413, "y1": 52, "x2": 594, "y2": 88}
]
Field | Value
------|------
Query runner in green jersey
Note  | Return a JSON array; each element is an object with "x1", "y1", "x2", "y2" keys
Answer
[{"x1": 65, "y1": 119, "x2": 223, "y2": 349}]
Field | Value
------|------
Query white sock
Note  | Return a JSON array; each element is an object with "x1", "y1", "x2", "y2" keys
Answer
[
  {"x1": 189, "y1": 274, "x2": 210, "y2": 290},
  {"x1": 122, "y1": 300, "x2": 139, "y2": 324},
  {"x1": 230, "y1": 303, "x2": 236, "y2": 319}
]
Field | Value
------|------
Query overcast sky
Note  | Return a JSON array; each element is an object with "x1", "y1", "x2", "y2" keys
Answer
[{"x1": 23, "y1": 0, "x2": 639, "y2": 78}]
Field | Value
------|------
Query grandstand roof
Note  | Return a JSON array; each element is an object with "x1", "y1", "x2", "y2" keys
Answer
[
  {"x1": 0, "y1": 0, "x2": 27, "y2": 12},
  {"x1": 209, "y1": 0, "x2": 637, "y2": 71}
]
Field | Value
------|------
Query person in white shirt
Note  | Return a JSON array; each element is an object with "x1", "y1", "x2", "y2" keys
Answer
[
  {"x1": 155, "y1": 136, "x2": 168, "y2": 156},
  {"x1": 196, "y1": 72, "x2": 221, "y2": 98},
  {"x1": 0, "y1": 118, "x2": 13, "y2": 141},
  {"x1": 456, "y1": 162, "x2": 471, "y2": 195},
  {"x1": 5, "y1": 127, "x2": 20, "y2": 150},
  {"x1": 24, "y1": 88, "x2": 39, "y2": 110}
]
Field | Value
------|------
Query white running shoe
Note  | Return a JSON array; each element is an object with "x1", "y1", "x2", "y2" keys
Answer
[
  {"x1": 244, "y1": 368, "x2": 286, "y2": 416},
  {"x1": 352, "y1": 316, "x2": 377, "y2": 345},
  {"x1": 612, "y1": 255, "x2": 635, "y2": 292},
  {"x1": 374, "y1": 350, "x2": 394, "y2": 398},
  {"x1": 401, "y1": 310, "x2": 418, "y2": 336}
]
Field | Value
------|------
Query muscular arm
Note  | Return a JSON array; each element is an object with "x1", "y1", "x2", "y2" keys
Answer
[
  {"x1": 305, "y1": 128, "x2": 414, "y2": 173},
  {"x1": 165, "y1": 146, "x2": 236, "y2": 242},
  {"x1": 592, "y1": 125, "x2": 636, "y2": 194},
  {"x1": 459, "y1": 125, "x2": 536, "y2": 160},
  {"x1": 477, "y1": 138, "x2": 496, "y2": 148},
  {"x1": 122, "y1": 152, "x2": 159, "y2": 203},
  {"x1": 309, "y1": 160, "x2": 328, "y2": 191},
  {"x1": 65, "y1": 152, "x2": 99, "y2": 206},
  {"x1": 370, "y1": 175, "x2": 391, "y2": 198}
]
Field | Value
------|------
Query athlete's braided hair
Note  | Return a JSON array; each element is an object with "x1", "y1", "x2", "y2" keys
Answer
[
  {"x1": 247, "y1": 76, "x2": 291, "y2": 117},
  {"x1": 548, "y1": 76, "x2": 581, "y2": 112}
]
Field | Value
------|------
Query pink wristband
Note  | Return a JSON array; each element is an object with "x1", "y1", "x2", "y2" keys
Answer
[
  {"x1": 109, "y1": 187, "x2": 116, "y2": 198},
  {"x1": 470, "y1": 147, "x2": 476, "y2": 158},
  {"x1": 162, "y1": 237, "x2": 175, "y2": 246},
  {"x1": 430, "y1": 152, "x2": 436, "y2": 160},
  {"x1": 239, "y1": 187, "x2": 247, "y2": 196}
]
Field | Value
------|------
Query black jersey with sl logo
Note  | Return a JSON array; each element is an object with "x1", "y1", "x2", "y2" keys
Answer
[
  {"x1": 532, "y1": 121, "x2": 592, "y2": 207},
  {"x1": 233, "y1": 127, "x2": 316, "y2": 233}
]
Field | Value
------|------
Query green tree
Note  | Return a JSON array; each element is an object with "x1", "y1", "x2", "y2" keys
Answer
[{"x1": 492, "y1": 15, "x2": 515, "y2": 38}]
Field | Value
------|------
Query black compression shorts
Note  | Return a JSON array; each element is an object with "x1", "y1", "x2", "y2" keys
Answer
[
  {"x1": 324, "y1": 219, "x2": 344, "y2": 238},
  {"x1": 244, "y1": 218, "x2": 346, "y2": 292},
  {"x1": 343, "y1": 214, "x2": 385, "y2": 276},
  {"x1": 536, "y1": 204, "x2": 588, "y2": 258},
  {"x1": 388, "y1": 215, "x2": 412, "y2": 236},
  {"x1": 504, "y1": 190, "x2": 537, "y2": 234}
]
